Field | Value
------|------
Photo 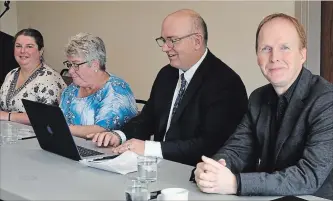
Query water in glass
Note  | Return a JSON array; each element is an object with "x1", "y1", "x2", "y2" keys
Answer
[
  {"x1": 137, "y1": 156, "x2": 157, "y2": 182},
  {"x1": 0, "y1": 124, "x2": 18, "y2": 145},
  {"x1": 125, "y1": 179, "x2": 149, "y2": 201}
]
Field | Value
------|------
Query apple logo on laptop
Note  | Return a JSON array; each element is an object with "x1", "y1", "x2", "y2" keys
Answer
[{"x1": 46, "y1": 125, "x2": 54, "y2": 135}]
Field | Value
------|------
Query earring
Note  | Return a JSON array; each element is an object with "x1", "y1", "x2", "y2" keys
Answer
[{"x1": 94, "y1": 69, "x2": 98, "y2": 73}]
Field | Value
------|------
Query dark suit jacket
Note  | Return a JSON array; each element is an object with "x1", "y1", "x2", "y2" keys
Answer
[
  {"x1": 213, "y1": 68, "x2": 333, "y2": 200},
  {"x1": 0, "y1": 31, "x2": 18, "y2": 85},
  {"x1": 122, "y1": 50, "x2": 248, "y2": 166}
]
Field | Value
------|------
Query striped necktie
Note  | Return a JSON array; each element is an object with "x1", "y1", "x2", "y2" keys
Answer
[{"x1": 171, "y1": 73, "x2": 187, "y2": 119}]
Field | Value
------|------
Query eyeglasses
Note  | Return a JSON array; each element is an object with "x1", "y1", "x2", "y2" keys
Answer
[
  {"x1": 155, "y1": 33, "x2": 198, "y2": 48},
  {"x1": 63, "y1": 60, "x2": 88, "y2": 71}
]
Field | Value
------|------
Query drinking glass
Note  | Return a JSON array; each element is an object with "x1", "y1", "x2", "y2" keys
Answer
[
  {"x1": 137, "y1": 156, "x2": 158, "y2": 183},
  {"x1": 0, "y1": 124, "x2": 19, "y2": 145},
  {"x1": 125, "y1": 178, "x2": 149, "y2": 201}
]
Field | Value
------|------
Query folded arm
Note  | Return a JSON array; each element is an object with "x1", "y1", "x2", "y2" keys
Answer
[
  {"x1": 0, "y1": 111, "x2": 31, "y2": 125},
  {"x1": 212, "y1": 109, "x2": 258, "y2": 173},
  {"x1": 121, "y1": 75, "x2": 159, "y2": 141},
  {"x1": 239, "y1": 94, "x2": 333, "y2": 196},
  {"x1": 162, "y1": 84, "x2": 248, "y2": 165},
  {"x1": 69, "y1": 125, "x2": 107, "y2": 138}
]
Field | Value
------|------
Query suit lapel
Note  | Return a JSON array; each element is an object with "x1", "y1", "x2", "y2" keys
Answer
[
  {"x1": 169, "y1": 74, "x2": 203, "y2": 124},
  {"x1": 274, "y1": 99, "x2": 304, "y2": 162},
  {"x1": 257, "y1": 87, "x2": 274, "y2": 170},
  {"x1": 157, "y1": 69, "x2": 179, "y2": 137},
  {"x1": 274, "y1": 68, "x2": 311, "y2": 163},
  {"x1": 169, "y1": 51, "x2": 211, "y2": 125}
]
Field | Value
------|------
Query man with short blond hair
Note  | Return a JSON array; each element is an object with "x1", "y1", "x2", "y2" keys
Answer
[{"x1": 194, "y1": 13, "x2": 333, "y2": 200}]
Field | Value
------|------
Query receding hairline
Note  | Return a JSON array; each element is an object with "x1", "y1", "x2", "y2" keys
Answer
[
  {"x1": 167, "y1": 9, "x2": 200, "y2": 19},
  {"x1": 164, "y1": 9, "x2": 203, "y2": 34}
]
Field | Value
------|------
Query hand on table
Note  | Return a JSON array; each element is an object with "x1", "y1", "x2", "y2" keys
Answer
[
  {"x1": 86, "y1": 132, "x2": 121, "y2": 147},
  {"x1": 194, "y1": 156, "x2": 237, "y2": 195},
  {"x1": 111, "y1": 138, "x2": 145, "y2": 155}
]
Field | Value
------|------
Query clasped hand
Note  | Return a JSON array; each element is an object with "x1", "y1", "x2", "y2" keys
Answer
[{"x1": 194, "y1": 156, "x2": 237, "y2": 195}]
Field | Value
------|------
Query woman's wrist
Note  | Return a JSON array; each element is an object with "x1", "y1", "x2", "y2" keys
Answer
[{"x1": 8, "y1": 112, "x2": 11, "y2": 121}]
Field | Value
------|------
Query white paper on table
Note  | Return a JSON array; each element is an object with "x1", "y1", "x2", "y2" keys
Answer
[
  {"x1": 16, "y1": 128, "x2": 35, "y2": 139},
  {"x1": 79, "y1": 151, "x2": 139, "y2": 175},
  {"x1": 0, "y1": 121, "x2": 35, "y2": 139}
]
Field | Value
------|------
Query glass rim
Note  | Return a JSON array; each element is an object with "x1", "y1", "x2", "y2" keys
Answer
[
  {"x1": 137, "y1": 156, "x2": 158, "y2": 161},
  {"x1": 127, "y1": 178, "x2": 149, "y2": 188}
]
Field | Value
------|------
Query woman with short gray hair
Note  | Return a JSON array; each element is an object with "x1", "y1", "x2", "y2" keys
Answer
[{"x1": 60, "y1": 33, "x2": 137, "y2": 138}]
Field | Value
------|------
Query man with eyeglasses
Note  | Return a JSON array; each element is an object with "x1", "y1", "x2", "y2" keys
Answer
[{"x1": 89, "y1": 9, "x2": 248, "y2": 166}]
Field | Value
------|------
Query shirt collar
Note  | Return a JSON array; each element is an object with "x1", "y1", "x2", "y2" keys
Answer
[{"x1": 178, "y1": 48, "x2": 208, "y2": 83}]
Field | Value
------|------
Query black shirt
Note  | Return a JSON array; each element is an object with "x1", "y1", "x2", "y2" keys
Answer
[{"x1": 266, "y1": 69, "x2": 302, "y2": 172}]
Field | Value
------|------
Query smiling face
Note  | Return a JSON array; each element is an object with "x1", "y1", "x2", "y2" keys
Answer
[
  {"x1": 160, "y1": 12, "x2": 204, "y2": 71},
  {"x1": 256, "y1": 17, "x2": 307, "y2": 94},
  {"x1": 14, "y1": 35, "x2": 43, "y2": 68}
]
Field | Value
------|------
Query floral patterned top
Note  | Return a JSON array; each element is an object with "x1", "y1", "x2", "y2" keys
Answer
[
  {"x1": 0, "y1": 64, "x2": 67, "y2": 112},
  {"x1": 59, "y1": 74, "x2": 138, "y2": 131}
]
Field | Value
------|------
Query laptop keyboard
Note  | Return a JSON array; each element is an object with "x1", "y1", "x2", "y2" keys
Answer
[{"x1": 77, "y1": 146, "x2": 103, "y2": 157}]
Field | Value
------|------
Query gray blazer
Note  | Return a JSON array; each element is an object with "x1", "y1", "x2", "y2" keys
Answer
[{"x1": 213, "y1": 68, "x2": 333, "y2": 200}]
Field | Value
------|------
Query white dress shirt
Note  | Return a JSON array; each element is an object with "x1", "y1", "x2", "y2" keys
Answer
[{"x1": 115, "y1": 48, "x2": 208, "y2": 158}]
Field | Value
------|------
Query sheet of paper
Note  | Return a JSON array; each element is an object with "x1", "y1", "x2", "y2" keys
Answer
[
  {"x1": 80, "y1": 151, "x2": 139, "y2": 175},
  {"x1": 0, "y1": 121, "x2": 35, "y2": 139}
]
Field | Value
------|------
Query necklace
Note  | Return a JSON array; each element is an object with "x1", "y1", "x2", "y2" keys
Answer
[{"x1": 20, "y1": 63, "x2": 42, "y2": 82}]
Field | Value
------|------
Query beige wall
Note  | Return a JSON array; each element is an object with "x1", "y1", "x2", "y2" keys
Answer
[
  {"x1": 295, "y1": 1, "x2": 321, "y2": 75},
  {"x1": 16, "y1": 1, "x2": 295, "y2": 100}
]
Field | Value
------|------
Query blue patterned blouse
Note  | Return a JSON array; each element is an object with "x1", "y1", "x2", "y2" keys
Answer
[{"x1": 59, "y1": 74, "x2": 138, "y2": 131}]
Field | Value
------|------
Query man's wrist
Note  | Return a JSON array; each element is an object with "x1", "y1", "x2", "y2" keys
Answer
[
  {"x1": 234, "y1": 173, "x2": 241, "y2": 195},
  {"x1": 111, "y1": 131, "x2": 122, "y2": 144}
]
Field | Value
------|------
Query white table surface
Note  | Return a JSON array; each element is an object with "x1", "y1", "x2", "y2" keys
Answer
[{"x1": 0, "y1": 131, "x2": 329, "y2": 200}]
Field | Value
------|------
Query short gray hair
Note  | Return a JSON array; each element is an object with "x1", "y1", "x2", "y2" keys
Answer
[
  {"x1": 65, "y1": 33, "x2": 106, "y2": 71},
  {"x1": 191, "y1": 15, "x2": 208, "y2": 46}
]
